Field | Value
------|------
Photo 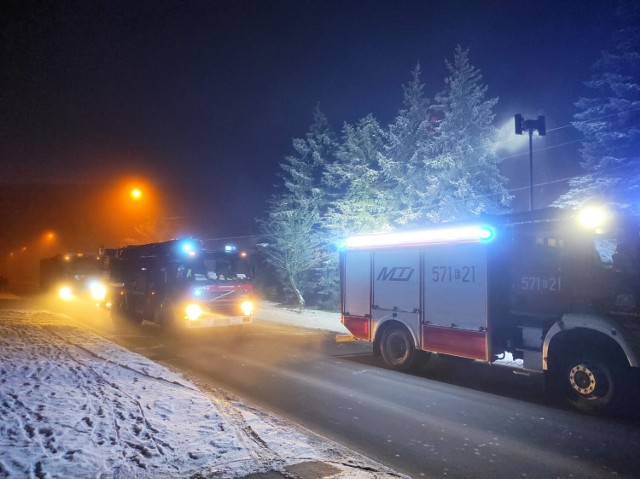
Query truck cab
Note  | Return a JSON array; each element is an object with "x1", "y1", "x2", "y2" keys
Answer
[
  {"x1": 109, "y1": 238, "x2": 254, "y2": 331},
  {"x1": 40, "y1": 253, "x2": 108, "y2": 304}
]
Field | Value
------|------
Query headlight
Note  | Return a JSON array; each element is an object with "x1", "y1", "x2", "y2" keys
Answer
[
  {"x1": 185, "y1": 303, "x2": 203, "y2": 321},
  {"x1": 578, "y1": 206, "x2": 608, "y2": 229},
  {"x1": 89, "y1": 282, "x2": 107, "y2": 301},
  {"x1": 59, "y1": 287, "x2": 73, "y2": 301},
  {"x1": 240, "y1": 301, "x2": 254, "y2": 316}
]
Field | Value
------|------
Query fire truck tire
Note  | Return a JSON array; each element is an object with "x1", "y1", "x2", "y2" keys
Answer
[
  {"x1": 111, "y1": 308, "x2": 127, "y2": 329},
  {"x1": 553, "y1": 353, "x2": 625, "y2": 414},
  {"x1": 380, "y1": 326, "x2": 417, "y2": 371},
  {"x1": 159, "y1": 303, "x2": 183, "y2": 334},
  {"x1": 111, "y1": 297, "x2": 141, "y2": 328}
]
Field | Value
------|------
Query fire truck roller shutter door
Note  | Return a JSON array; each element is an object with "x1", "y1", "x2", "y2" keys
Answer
[
  {"x1": 422, "y1": 243, "x2": 489, "y2": 361},
  {"x1": 343, "y1": 251, "x2": 371, "y2": 318},
  {"x1": 343, "y1": 251, "x2": 372, "y2": 340}
]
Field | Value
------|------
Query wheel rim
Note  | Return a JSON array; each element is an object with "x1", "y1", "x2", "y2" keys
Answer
[
  {"x1": 385, "y1": 331, "x2": 409, "y2": 365},
  {"x1": 569, "y1": 362, "x2": 609, "y2": 398}
]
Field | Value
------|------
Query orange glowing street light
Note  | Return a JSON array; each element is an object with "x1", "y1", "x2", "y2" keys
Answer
[{"x1": 130, "y1": 188, "x2": 143, "y2": 201}]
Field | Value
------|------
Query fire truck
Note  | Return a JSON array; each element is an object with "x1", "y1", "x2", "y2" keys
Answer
[
  {"x1": 40, "y1": 253, "x2": 108, "y2": 304},
  {"x1": 337, "y1": 207, "x2": 640, "y2": 413},
  {"x1": 108, "y1": 238, "x2": 254, "y2": 331}
]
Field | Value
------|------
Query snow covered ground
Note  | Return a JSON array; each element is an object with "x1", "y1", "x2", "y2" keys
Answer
[
  {"x1": 255, "y1": 302, "x2": 349, "y2": 334},
  {"x1": 0, "y1": 298, "x2": 405, "y2": 479}
]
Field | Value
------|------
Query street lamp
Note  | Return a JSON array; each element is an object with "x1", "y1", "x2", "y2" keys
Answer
[
  {"x1": 130, "y1": 188, "x2": 143, "y2": 201},
  {"x1": 515, "y1": 114, "x2": 546, "y2": 211}
]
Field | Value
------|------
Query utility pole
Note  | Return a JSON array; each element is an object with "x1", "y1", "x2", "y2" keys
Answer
[{"x1": 515, "y1": 114, "x2": 546, "y2": 211}]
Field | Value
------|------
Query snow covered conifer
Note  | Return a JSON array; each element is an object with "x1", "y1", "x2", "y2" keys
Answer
[
  {"x1": 381, "y1": 64, "x2": 434, "y2": 225},
  {"x1": 259, "y1": 107, "x2": 337, "y2": 308},
  {"x1": 418, "y1": 46, "x2": 511, "y2": 223},
  {"x1": 323, "y1": 114, "x2": 391, "y2": 236},
  {"x1": 555, "y1": 1, "x2": 640, "y2": 211}
]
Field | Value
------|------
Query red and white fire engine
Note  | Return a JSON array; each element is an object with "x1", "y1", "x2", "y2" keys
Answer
[
  {"x1": 338, "y1": 207, "x2": 640, "y2": 413},
  {"x1": 108, "y1": 238, "x2": 254, "y2": 331}
]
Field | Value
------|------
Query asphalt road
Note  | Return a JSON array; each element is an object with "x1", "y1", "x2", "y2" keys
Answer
[{"x1": 6, "y1": 296, "x2": 640, "y2": 479}]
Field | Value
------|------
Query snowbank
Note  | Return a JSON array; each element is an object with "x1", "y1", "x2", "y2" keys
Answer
[
  {"x1": 256, "y1": 302, "x2": 349, "y2": 334},
  {"x1": 0, "y1": 308, "x2": 404, "y2": 479}
]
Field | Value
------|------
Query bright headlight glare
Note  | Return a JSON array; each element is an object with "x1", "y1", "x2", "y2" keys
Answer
[
  {"x1": 59, "y1": 287, "x2": 73, "y2": 301},
  {"x1": 185, "y1": 303, "x2": 203, "y2": 321},
  {"x1": 89, "y1": 282, "x2": 107, "y2": 301},
  {"x1": 241, "y1": 301, "x2": 254, "y2": 316},
  {"x1": 578, "y1": 206, "x2": 607, "y2": 229}
]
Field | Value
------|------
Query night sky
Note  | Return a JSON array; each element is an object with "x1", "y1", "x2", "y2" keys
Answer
[{"x1": 0, "y1": 0, "x2": 620, "y2": 257}]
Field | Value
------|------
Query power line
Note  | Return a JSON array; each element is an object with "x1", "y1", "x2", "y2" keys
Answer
[
  {"x1": 497, "y1": 139, "x2": 583, "y2": 162},
  {"x1": 445, "y1": 106, "x2": 640, "y2": 163}
]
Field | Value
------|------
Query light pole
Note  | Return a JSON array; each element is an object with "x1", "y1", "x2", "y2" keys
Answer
[{"x1": 515, "y1": 114, "x2": 546, "y2": 211}]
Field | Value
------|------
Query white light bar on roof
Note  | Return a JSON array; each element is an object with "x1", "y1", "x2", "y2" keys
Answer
[{"x1": 342, "y1": 225, "x2": 494, "y2": 249}]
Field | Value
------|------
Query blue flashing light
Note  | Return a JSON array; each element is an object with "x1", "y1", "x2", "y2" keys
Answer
[
  {"x1": 224, "y1": 244, "x2": 237, "y2": 253},
  {"x1": 479, "y1": 226, "x2": 495, "y2": 242},
  {"x1": 193, "y1": 288, "x2": 203, "y2": 297},
  {"x1": 180, "y1": 240, "x2": 198, "y2": 257}
]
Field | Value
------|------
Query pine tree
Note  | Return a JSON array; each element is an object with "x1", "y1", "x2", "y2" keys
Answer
[
  {"x1": 381, "y1": 63, "x2": 434, "y2": 225},
  {"x1": 280, "y1": 105, "x2": 335, "y2": 207},
  {"x1": 258, "y1": 197, "x2": 323, "y2": 309},
  {"x1": 555, "y1": 1, "x2": 640, "y2": 211},
  {"x1": 323, "y1": 114, "x2": 392, "y2": 236},
  {"x1": 416, "y1": 46, "x2": 511, "y2": 223},
  {"x1": 258, "y1": 107, "x2": 337, "y2": 308}
]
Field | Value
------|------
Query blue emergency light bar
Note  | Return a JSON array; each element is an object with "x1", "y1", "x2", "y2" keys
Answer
[
  {"x1": 179, "y1": 239, "x2": 198, "y2": 257},
  {"x1": 340, "y1": 225, "x2": 495, "y2": 250}
]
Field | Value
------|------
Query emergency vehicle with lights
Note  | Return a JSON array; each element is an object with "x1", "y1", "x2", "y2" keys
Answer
[
  {"x1": 338, "y1": 207, "x2": 640, "y2": 413},
  {"x1": 108, "y1": 238, "x2": 254, "y2": 331},
  {"x1": 39, "y1": 253, "x2": 108, "y2": 304}
]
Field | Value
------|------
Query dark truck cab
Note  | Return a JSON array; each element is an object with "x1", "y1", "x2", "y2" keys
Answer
[
  {"x1": 40, "y1": 253, "x2": 107, "y2": 304},
  {"x1": 109, "y1": 238, "x2": 254, "y2": 330}
]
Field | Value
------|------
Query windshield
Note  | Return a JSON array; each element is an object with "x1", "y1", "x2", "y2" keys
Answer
[
  {"x1": 202, "y1": 252, "x2": 250, "y2": 281},
  {"x1": 66, "y1": 256, "x2": 101, "y2": 276},
  {"x1": 176, "y1": 260, "x2": 207, "y2": 282}
]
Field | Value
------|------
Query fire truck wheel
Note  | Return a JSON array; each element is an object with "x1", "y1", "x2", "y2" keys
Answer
[
  {"x1": 380, "y1": 326, "x2": 417, "y2": 371},
  {"x1": 111, "y1": 310, "x2": 127, "y2": 329},
  {"x1": 557, "y1": 355, "x2": 624, "y2": 414},
  {"x1": 111, "y1": 298, "x2": 128, "y2": 328},
  {"x1": 159, "y1": 303, "x2": 183, "y2": 334},
  {"x1": 113, "y1": 298, "x2": 142, "y2": 328}
]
